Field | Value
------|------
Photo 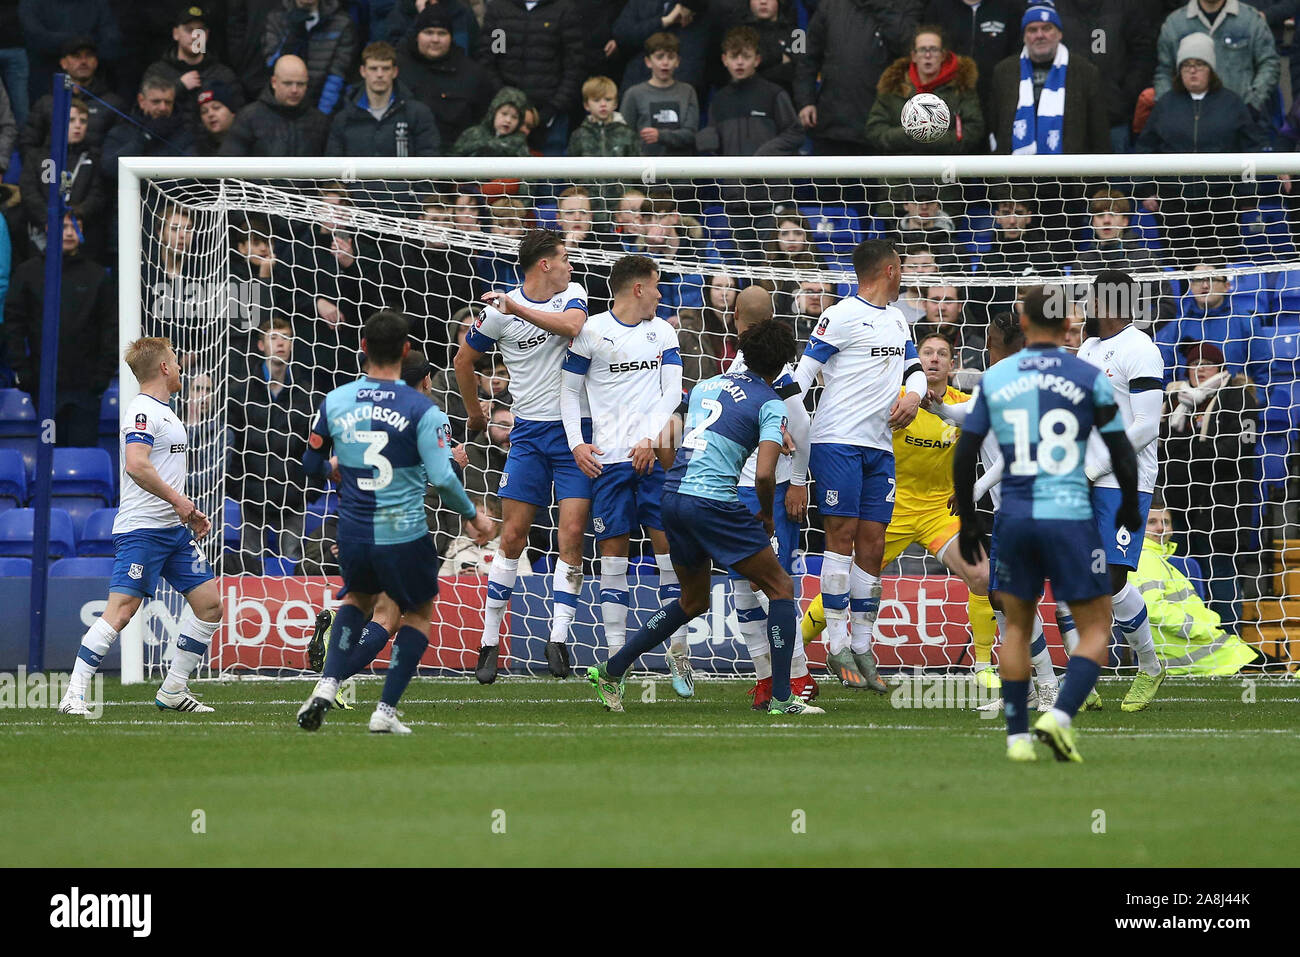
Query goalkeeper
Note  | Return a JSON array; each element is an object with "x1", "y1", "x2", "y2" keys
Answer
[{"x1": 802, "y1": 331, "x2": 1001, "y2": 689}]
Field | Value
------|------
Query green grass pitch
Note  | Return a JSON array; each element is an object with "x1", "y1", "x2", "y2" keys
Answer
[{"x1": 2, "y1": 675, "x2": 1296, "y2": 867}]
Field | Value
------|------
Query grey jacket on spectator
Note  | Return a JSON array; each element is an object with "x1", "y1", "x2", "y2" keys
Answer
[
  {"x1": 986, "y1": 47, "x2": 1110, "y2": 153},
  {"x1": 326, "y1": 80, "x2": 440, "y2": 156},
  {"x1": 262, "y1": 0, "x2": 358, "y2": 114},
  {"x1": 23, "y1": 74, "x2": 126, "y2": 152},
  {"x1": 1052, "y1": 0, "x2": 1160, "y2": 130},
  {"x1": 794, "y1": 0, "x2": 921, "y2": 147},
  {"x1": 221, "y1": 85, "x2": 331, "y2": 156},
  {"x1": 478, "y1": 0, "x2": 585, "y2": 125},
  {"x1": 620, "y1": 79, "x2": 699, "y2": 156},
  {"x1": 1154, "y1": 0, "x2": 1279, "y2": 113}
]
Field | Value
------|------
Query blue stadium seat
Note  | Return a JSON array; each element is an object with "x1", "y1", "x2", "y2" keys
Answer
[
  {"x1": 799, "y1": 204, "x2": 867, "y2": 259},
  {"x1": 1166, "y1": 554, "x2": 1207, "y2": 600},
  {"x1": 223, "y1": 498, "x2": 241, "y2": 550},
  {"x1": 1274, "y1": 268, "x2": 1300, "y2": 314},
  {"x1": 0, "y1": 557, "x2": 32, "y2": 576},
  {"x1": 49, "y1": 557, "x2": 115, "y2": 578},
  {"x1": 0, "y1": 449, "x2": 26, "y2": 509},
  {"x1": 534, "y1": 202, "x2": 558, "y2": 228},
  {"x1": 1239, "y1": 199, "x2": 1293, "y2": 260},
  {"x1": 56, "y1": 498, "x2": 104, "y2": 540},
  {"x1": 0, "y1": 508, "x2": 77, "y2": 558},
  {"x1": 0, "y1": 389, "x2": 36, "y2": 437},
  {"x1": 262, "y1": 556, "x2": 298, "y2": 576},
  {"x1": 77, "y1": 508, "x2": 118, "y2": 556},
  {"x1": 51, "y1": 447, "x2": 115, "y2": 500},
  {"x1": 99, "y1": 382, "x2": 120, "y2": 436},
  {"x1": 700, "y1": 205, "x2": 738, "y2": 260}
]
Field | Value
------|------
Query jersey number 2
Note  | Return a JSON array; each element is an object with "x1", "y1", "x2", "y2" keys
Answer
[
  {"x1": 1003, "y1": 408, "x2": 1080, "y2": 476},
  {"x1": 355, "y1": 429, "x2": 393, "y2": 491},
  {"x1": 682, "y1": 398, "x2": 723, "y2": 451}
]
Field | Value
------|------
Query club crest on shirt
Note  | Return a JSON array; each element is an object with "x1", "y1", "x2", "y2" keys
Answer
[
  {"x1": 825, "y1": 489, "x2": 839, "y2": 507},
  {"x1": 499, "y1": 472, "x2": 509, "y2": 488},
  {"x1": 128, "y1": 563, "x2": 143, "y2": 580},
  {"x1": 593, "y1": 516, "x2": 606, "y2": 533},
  {"x1": 135, "y1": 413, "x2": 148, "y2": 430},
  {"x1": 646, "y1": 330, "x2": 657, "y2": 342},
  {"x1": 815, "y1": 315, "x2": 830, "y2": 337}
]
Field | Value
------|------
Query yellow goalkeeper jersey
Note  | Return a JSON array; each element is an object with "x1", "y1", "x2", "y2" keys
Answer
[{"x1": 892, "y1": 384, "x2": 969, "y2": 515}]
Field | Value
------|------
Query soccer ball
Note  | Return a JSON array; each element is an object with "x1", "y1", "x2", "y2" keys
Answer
[{"x1": 900, "y1": 93, "x2": 951, "y2": 143}]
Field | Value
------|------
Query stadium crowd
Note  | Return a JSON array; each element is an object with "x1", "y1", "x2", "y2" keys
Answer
[{"x1": 0, "y1": 0, "x2": 1298, "y2": 640}]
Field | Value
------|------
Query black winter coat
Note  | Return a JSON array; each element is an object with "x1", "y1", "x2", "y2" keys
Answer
[
  {"x1": 922, "y1": 0, "x2": 1024, "y2": 124},
  {"x1": 220, "y1": 87, "x2": 331, "y2": 157},
  {"x1": 396, "y1": 39, "x2": 500, "y2": 147},
  {"x1": 326, "y1": 81, "x2": 440, "y2": 157},
  {"x1": 613, "y1": 0, "x2": 716, "y2": 95},
  {"x1": 1051, "y1": 0, "x2": 1159, "y2": 130},
  {"x1": 100, "y1": 106, "x2": 196, "y2": 179},
  {"x1": 1137, "y1": 86, "x2": 1270, "y2": 154},
  {"x1": 4, "y1": 251, "x2": 117, "y2": 395},
  {"x1": 21, "y1": 142, "x2": 108, "y2": 232},
  {"x1": 147, "y1": 48, "x2": 245, "y2": 136},
  {"x1": 794, "y1": 0, "x2": 922, "y2": 146},
  {"x1": 478, "y1": 0, "x2": 586, "y2": 122},
  {"x1": 23, "y1": 75, "x2": 126, "y2": 152},
  {"x1": 227, "y1": 367, "x2": 316, "y2": 509}
]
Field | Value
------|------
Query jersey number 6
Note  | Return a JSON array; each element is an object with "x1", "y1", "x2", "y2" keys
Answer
[{"x1": 355, "y1": 429, "x2": 394, "y2": 491}]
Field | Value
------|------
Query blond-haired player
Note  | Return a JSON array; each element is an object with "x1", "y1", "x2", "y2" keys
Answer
[
  {"x1": 59, "y1": 337, "x2": 222, "y2": 715},
  {"x1": 802, "y1": 331, "x2": 1000, "y2": 688}
]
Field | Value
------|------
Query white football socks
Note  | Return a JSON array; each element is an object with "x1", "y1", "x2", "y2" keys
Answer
[
  {"x1": 161, "y1": 611, "x2": 221, "y2": 693},
  {"x1": 600, "y1": 555, "x2": 629, "y2": 653},
  {"x1": 1056, "y1": 600, "x2": 1081, "y2": 656},
  {"x1": 820, "y1": 551, "x2": 853, "y2": 655},
  {"x1": 734, "y1": 586, "x2": 770, "y2": 677},
  {"x1": 481, "y1": 554, "x2": 520, "y2": 648},
  {"x1": 550, "y1": 558, "x2": 581, "y2": 644},
  {"x1": 71, "y1": 617, "x2": 118, "y2": 689},
  {"x1": 849, "y1": 564, "x2": 880, "y2": 656},
  {"x1": 1113, "y1": 582, "x2": 1161, "y2": 675}
]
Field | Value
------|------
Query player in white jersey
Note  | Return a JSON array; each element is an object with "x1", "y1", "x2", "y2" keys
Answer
[
  {"x1": 454, "y1": 230, "x2": 591, "y2": 683},
  {"x1": 792, "y1": 240, "x2": 926, "y2": 690},
  {"x1": 935, "y1": 310, "x2": 1062, "y2": 711},
  {"x1": 560, "y1": 255, "x2": 696, "y2": 695},
  {"x1": 723, "y1": 286, "x2": 816, "y2": 709},
  {"x1": 1075, "y1": 270, "x2": 1167, "y2": 711},
  {"x1": 58, "y1": 338, "x2": 223, "y2": 716}
]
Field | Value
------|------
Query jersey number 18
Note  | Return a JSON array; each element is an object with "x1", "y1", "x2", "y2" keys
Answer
[{"x1": 1003, "y1": 408, "x2": 1080, "y2": 477}]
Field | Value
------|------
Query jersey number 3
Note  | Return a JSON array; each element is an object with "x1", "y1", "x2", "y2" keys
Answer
[
  {"x1": 1003, "y1": 408, "x2": 1080, "y2": 477},
  {"x1": 355, "y1": 429, "x2": 393, "y2": 491}
]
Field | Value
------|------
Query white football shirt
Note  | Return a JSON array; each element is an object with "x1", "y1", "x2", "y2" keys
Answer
[
  {"x1": 114, "y1": 393, "x2": 188, "y2": 534},
  {"x1": 464, "y1": 281, "x2": 590, "y2": 422},
  {"x1": 1077, "y1": 324, "x2": 1162, "y2": 493},
  {"x1": 566, "y1": 310, "x2": 681, "y2": 464},
  {"x1": 803, "y1": 296, "x2": 918, "y2": 452},
  {"x1": 725, "y1": 351, "x2": 796, "y2": 487}
]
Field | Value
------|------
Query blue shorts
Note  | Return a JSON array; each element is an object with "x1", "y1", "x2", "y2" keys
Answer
[
  {"x1": 989, "y1": 514, "x2": 1109, "y2": 604},
  {"x1": 809, "y1": 443, "x2": 895, "y2": 524},
  {"x1": 498, "y1": 417, "x2": 593, "y2": 508},
  {"x1": 662, "y1": 490, "x2": 774, "y2": 573},
  {"x1": 109, "y1": 526, "x2": 215, "y2": 599},
  {"x1": 591, "y1": 461, "x2": 664, "y2": 541},
  {"x1": 733, "y1": 482, "x2": 798, "y2": 576},
  {"x1": 337, "y1": 534, "x2": 440, "y2": 612},
  {"x1": 1092, "y1": 487, "x2": 1154, "y2": 571}
]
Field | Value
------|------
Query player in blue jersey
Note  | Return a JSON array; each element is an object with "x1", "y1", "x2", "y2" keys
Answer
[
  {"x1": 586, "y1": 320, "x2": 825, "y2": 716},
  {"x1": 297, "y1": 311, "x2": 493, "y2": 734},
  {"x1": 954, "y1": 287, "x2": 1142, "y2": 762},
  {"x1": 453, "y1": 230, "x2": 592, "y2": 682},
  {"x1": 793, "y1": 239, "x2": 927, "y2": 692}
]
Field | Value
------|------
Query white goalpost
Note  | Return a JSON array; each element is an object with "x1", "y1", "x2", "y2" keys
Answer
[{"x1": 116, "y1": 154, "x2": 1300, "y2": 684}]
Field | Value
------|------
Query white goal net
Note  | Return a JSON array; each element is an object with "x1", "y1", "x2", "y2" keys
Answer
[{"x1": 116, "y1": 156, "x2": 1300, "y2": 682}]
